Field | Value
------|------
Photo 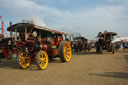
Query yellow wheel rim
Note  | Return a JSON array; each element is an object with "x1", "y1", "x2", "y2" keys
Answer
[
  {"x1": 19, "y1": 52, "x2": 31, "y2": 69},
  {"x1": 64, "y1": 42, "x2": 72, "y2": 62},
  {"x1": 38, "y1": 51, "x2": 48, "y2": 70}
]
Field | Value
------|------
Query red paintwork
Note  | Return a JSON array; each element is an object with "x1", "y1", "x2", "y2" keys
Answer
[
  {"x1": 2, "y1": 49, "x2": 12, "y2": 59},
  {"x1": 55, "y1": 36, "x2": 63, "y2": 46},
  {"x1": 47, "y1": 48, "x2": 59, "y2": 56},
  {"x1": 25, "y1": 40, "x2": 35, "y2": 43},
  {"x1": 40, "y1": 43, "x2": 49, "y2": 51},
  {"x1": 2, "y1": 48, "x2": 6, "y2": 59},
  {"x1": 16, "y1": 41, "x2": 25, "y2": 47}
]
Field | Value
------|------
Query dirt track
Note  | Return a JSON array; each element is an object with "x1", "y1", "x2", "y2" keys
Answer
[{"x1": 0, "y1": 50, "x2": 128, "y2": 85}]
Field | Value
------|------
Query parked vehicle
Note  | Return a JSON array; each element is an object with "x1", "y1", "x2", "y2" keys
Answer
[
  {"x1": 0, "y1": 23, "x2": 72, "y2": 70},
  {"x1": 96, "y1": 31, "x2": 117, "y2": 54},
  {"x1": 71, "y1": 36, "x2": 88, "y2": 52}
]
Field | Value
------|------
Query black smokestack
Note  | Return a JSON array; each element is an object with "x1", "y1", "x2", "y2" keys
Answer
[
  {"x1": 10, "y1": 22, "x2": 12, "y2": 37},
  {"x1": 10, "y1": 22, "x2": 12, "y2": 26}
]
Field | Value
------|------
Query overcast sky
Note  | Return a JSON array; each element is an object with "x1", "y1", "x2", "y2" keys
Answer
[{"x1": 0, "y1": 0, "x2": 128, "y2": 39}]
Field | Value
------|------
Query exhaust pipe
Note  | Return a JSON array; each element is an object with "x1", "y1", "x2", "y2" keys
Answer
[{"x1": 10, "y1": 22, "x2": 12, "y2": 37}]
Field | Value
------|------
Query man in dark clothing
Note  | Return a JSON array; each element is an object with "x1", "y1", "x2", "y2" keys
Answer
[
  {"x1": 0, "y1": 55, "x2": 3, "y2": 65},
  {"x1": 0, "y1": 58, "x2": 2, "y2": 64}
]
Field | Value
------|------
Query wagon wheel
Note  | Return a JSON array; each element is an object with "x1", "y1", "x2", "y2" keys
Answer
[
  {"x1": 59, "y1": 41, "x2": 72, "y2": 62},
  {"x1": 36, "y1": 50, "x2": 49, "y2": 70},
  {"x1": 17, "y1": 52, "x2": 31, "y2": 69}
]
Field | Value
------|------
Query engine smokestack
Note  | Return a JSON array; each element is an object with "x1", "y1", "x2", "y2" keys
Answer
[{"x1": 10, "y1": 22, "x2": 12, "y2": 37}]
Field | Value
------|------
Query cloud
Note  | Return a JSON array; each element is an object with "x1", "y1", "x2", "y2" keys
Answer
[
  {"x1": 107, "y1": 0, "x2": 128, "y2": 6},
  {"x1": 0, "y1": 0, "x2": 128, "y2": 39},
  {"x1": 0, "y1": 0, "x2": 62, "y2": 26},
  {"x1": 48, "y1": 5, "x2": 127, "y2": 39}
]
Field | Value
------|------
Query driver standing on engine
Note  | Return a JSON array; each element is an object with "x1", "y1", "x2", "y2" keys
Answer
[{"x1": 32, "y1": 31, "x2": 40, "y2": 44}]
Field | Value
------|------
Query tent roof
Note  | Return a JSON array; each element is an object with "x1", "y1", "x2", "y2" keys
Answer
[
  {"x1": 112, "y1": 37, "x2": 128, "y2": 43},
  {"x1": 99, "y1": 32, "x2": 117, "y2": 37}
]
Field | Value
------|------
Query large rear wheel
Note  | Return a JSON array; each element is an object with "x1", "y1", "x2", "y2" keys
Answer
[
  {"x1": 36, "y1": 50, "x2": 48, "y2": 70},
  {"x1": 59, "y1": 41, "x2": 72, "y2": 62},
  {"x1": 96, "y1": 42, "x2": 100, "y2": 53},
  {"x1": 17, "y1": 52, "x2": 31, "y2": 69},
  {"x1": 99, "y1": 46, "x2": 102, "y2": 54}
]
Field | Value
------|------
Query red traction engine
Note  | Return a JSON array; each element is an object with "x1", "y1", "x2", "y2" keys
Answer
[{"x1": 0, "y1": 23, "x2": 72, "y2": 70}]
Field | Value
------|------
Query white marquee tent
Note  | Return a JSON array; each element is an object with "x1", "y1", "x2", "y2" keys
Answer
[{"x1": 113, "y1": 37, "x2": 128, "y2": 43}]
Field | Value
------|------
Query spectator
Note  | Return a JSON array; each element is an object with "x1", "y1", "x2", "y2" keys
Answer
[
  {"x1": 120, "y1": 40, "x2": 124, "y2": 51},
  {"x1": 0, "y1": 58, "x2": 2, "y2": 65}
]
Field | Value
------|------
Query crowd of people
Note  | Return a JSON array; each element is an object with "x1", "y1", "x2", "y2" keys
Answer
[{"x1": 115, "y1": 41, "x2": 128, "y2": 51}]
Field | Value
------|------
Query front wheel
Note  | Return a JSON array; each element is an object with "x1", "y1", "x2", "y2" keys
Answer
[
  {"x1": 36, "y1": 50, "x2": 49, "y2": 70},
  {"x1": 59, "y1": 41, "x2": 72, "y2": 62},
  {"x1": 17, "y1": 51, "x2": 31, "y2": 69}
]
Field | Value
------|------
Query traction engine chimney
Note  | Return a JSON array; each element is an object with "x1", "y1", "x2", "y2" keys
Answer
[{"x1": 10, "y1": 22, "x2": 12, "y2": 37}]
